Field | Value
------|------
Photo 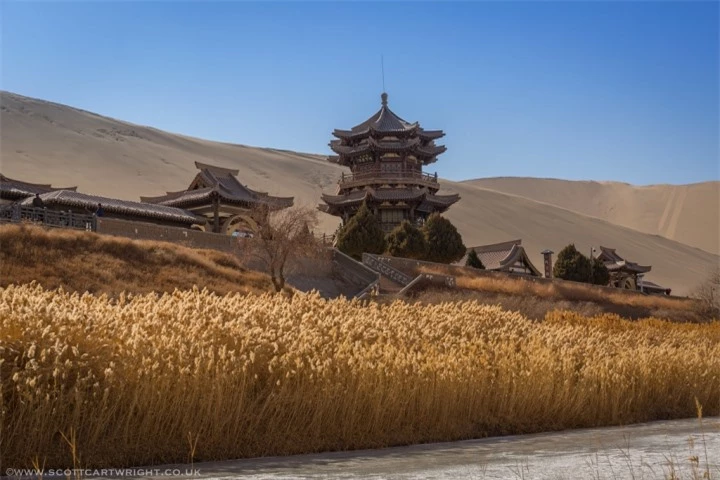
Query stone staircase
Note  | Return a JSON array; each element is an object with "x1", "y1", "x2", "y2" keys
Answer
[
  {"x1": 361, "y1": 253, "x2": 458, "y2": 297},
  {"x1": 330, "y1": 249, "x2": 380, "y2": 299}
]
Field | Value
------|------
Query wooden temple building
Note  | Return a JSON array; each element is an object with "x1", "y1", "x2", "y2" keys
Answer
[
  {"x1": 141, "y1": 162, "x2": 294, "y2": 234},
  {"x1": 320, "y1": 93, "x2": 459, "y2": 231},
  {"x1": 462, "y1": 240, "x2": 542, "y2": 276},
  {"x1": 3, "y1": 163, "x2": 294, "y2": 233},
  {"x1": 596, "y1": 246, "x2": 670, "y2": 294}
]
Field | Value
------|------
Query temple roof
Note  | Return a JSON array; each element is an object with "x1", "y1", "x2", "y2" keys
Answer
[
  {"x1": 424, "y1": 193, "x2": 460, "y2": 206},
  {"x1": 329, "y1": 137, "x2": 445, "y2": 162},
  {"x1": 333, "y1": 93, "x2": 420, "y2": 139},
  {"x1": 331, "y1": 93, "x2": 447, "y2": 141},
  {"x1": 0, "y1": 173, "x2": 77, "y2": 200},
  {"x1": 638, "y1": 279, "x2": 671, "y2": 295},
  {"x1": 320, "y1": 188, "x2": 459, "y2": 208},
  {"x1": 141, "y1": 161, "x2": 293, "y2": 209},
  {"x1": 463, "y1": 239, "x2": 542, "y2": 276},
  {"x1": 21, "y1": 190, "x2": 205, "y2": 225},
  {"x1": 597, "y1": 246, "x2": 652, "y2": 274},
  {"x1": 328, "y1": 93, "x2": 447, "y2": 168}
]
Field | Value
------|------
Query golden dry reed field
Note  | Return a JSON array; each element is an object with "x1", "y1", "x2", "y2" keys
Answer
[{"x1": 2, "y1": 283, "x2": 719, "y2": 468}]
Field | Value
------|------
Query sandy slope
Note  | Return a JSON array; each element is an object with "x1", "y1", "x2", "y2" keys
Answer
[
  {"x1": 463, "y1": 177, "x2": 719, "y2": 255},
  {"x1": 1, "y1": 91, "x2": 717, "y2": 295}
]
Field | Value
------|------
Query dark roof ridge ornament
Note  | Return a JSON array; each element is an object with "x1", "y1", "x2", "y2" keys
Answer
[{"x1": 381, "y1": 92, "x2": 388, "y2": 107}]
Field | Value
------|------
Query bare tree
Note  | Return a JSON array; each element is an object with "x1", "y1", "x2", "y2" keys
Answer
[
  {"x1": 693, "y1": 266, "x2": 720, "y2": 318},
  {"x1": 237, "y1": 205, "x2": 322, "y2": 292}
]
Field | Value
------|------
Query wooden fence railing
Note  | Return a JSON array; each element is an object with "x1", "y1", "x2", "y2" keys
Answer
[{"x1": 0, "y1": 205, "x2": 97, "y2": 232}]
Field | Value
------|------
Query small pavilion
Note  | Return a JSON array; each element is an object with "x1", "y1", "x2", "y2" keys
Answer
[
  {"x1": 461, "y1": 240, "x2": 542, "y2": 276},
  {"x1": 596, "y1": 246, "x2": 653, "y2": 290},
  {"x1": 141, "y1": 162, "x2": 294, "y2": 234}
]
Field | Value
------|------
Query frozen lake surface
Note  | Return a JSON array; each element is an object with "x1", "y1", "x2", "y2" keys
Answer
[{"x1": 158, "y1": 418, "x2": 719, "y2": 479}]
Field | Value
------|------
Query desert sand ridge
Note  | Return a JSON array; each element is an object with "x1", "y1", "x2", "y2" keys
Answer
[
  {"x1": 1, "y1": 91, "x2": 717, "y2": 295},
  {"x1": 463, "y1": 177, "x2": 719, "y2": 255}
]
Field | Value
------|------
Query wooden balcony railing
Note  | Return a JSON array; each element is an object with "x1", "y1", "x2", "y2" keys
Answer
[
  {"x1": 339, "y1": 170, "x2": 438, "y2": 188},
  {"x1": 0, "y1": 205, "x2": 97, "y2": 231}
]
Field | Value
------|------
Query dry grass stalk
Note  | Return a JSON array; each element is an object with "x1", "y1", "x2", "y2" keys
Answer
[
  {"x1": 2, "y1": 284, "x2": 718, "y2": 468},
  {"x1": 0, "y1": 224, "x2": 272, "y2": 296},
  {"x1": 416, "y1": 265, "x2": 705, "y2": 321}
]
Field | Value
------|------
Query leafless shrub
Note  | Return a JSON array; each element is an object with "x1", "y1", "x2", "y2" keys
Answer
[
  {"x1": 692, "y1": 267, "x2": 720, "y2": 319},
  {"x1": 237, "y1": 205, "x2": 322, "y2": 292}
]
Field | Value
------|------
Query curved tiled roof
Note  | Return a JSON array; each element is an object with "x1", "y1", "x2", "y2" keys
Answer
[
  {"x1": 331, "y1": 93, "x2": 427, "y2": 139},
  {"x1": 328, "y1": 94, "x2": 446, "y2": 168},
  {"x1": 368, "y1": 137, "x2": 421, "y2": 151},
  {"x1": 329, "y1": 137, "x2": 425, "y2": 156},
  {"x1": 465, "y1": 239, "x2": 542, "y2": 276},
  {"x1": 141, "y1": 162, "x2": 293, "y2": 209},
  {"x1": 417, "y1": 129, "x2": 445, "y2": 140},
  {"x1": 338, "y1": 93, "x2": 418, "y2": 136},
  {"x1": 0, "y1": 174, "x2": 77, "y2": 200},
  {"x1": 322, "y1": 188, "x2": 458, "y2": 208},
  {"x1": 424, "y1": 193, "x2": 460, "y2": 207},
  {"x1": 597, "y1": 246, "x2": 652, "y2": 274},
  {"x1": 21, "y1": 190, "x2": 205, "y2": 225},
  {"x1": 417, "y1": 144, "x2": 447, "y2": 157}
]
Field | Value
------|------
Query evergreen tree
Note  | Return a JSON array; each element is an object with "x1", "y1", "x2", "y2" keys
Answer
[
  {"x1": 335, "y1": 201, "x2": 386, "y2": 260},
  {"x1": 553, "y1": 244, "x2": 592, "y2": 282},
  {"x1": 386, "y1": 221, "x2": 428, "y2": 259},
  {"x1": 590, "y1": 257, "x2": 610, "y2": 286},
  {"x1": 422, "y1": 213, "x2": 466, "y2": 264},
  {"x1": 465, "y1": 249, "x2": 485, "y2": 269}
]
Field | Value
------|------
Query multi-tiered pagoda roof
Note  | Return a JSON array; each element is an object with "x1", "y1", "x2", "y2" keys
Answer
[
  {"x1": 320, "y1": 93, "x2": 459, "y2": 230},
  {"x1": 328, "y1": 93, "x2": 447, "y2": 166}
]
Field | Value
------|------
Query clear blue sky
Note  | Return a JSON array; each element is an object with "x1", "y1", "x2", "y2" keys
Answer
[{"x1": 2, "y1": 1, "x2": 718, "y2": 185}]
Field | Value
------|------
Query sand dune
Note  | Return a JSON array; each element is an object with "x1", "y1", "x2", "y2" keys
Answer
[
  {"x1": 1, "y1": 91, "x2": 717, "y2": 295},
  {"x1": 463, "y1": 177, "x2": 719, "y2": 255}
]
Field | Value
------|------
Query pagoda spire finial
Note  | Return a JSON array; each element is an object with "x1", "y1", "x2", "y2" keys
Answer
[{"x1": 381, "y1": 92, "x2": 388, "y2": 106}]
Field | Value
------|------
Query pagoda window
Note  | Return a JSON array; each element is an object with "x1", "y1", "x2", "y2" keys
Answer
[{"x1": 380, "y1": 209, "x2": 406, "y2": 225}]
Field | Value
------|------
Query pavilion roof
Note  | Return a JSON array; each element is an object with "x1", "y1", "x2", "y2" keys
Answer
[
  {"x1": 597, "y1": 246, "x2": 652, "y2": 274},
  {"x1": 332, "y1": 93, "x2": 419, "y2": 139},
  {"x1": 141, "y1": 161, "x2": 293, "y2": 209},
  {"x1": 463, "y1": 239, "x2": 542, "y2": 276},
  {"x1": 331, "y1": 93, "x2": 449, "y2": 142},
  {"x1": 328, "y1": 94, "x2": 446, "y2": 167},
  {"x1": 0, "y1": 173, "x2": 77, "y2": 200},
  {"x1": 21, "y1": 190, "x2": 205, "y2": 225},
  {"x1": 328, "y1": 137, "x2": 445, "y2": 163},
  {"x1": 320, "y1": 188, "x2": 459, "y2": 209}
]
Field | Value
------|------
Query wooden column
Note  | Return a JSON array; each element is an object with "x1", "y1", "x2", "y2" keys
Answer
[{"x1": 212, "y1": 196, "x2": 220, "y2": 233}]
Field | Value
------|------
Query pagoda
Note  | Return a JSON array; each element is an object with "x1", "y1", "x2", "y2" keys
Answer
[{"x1": 320, "y1": 93, "x2": 459, "y2": 231}]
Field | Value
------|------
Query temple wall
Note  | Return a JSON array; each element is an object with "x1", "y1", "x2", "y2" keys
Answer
[{"x1": 95, "y1": 217, "x2": 237, "y2": 253}]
